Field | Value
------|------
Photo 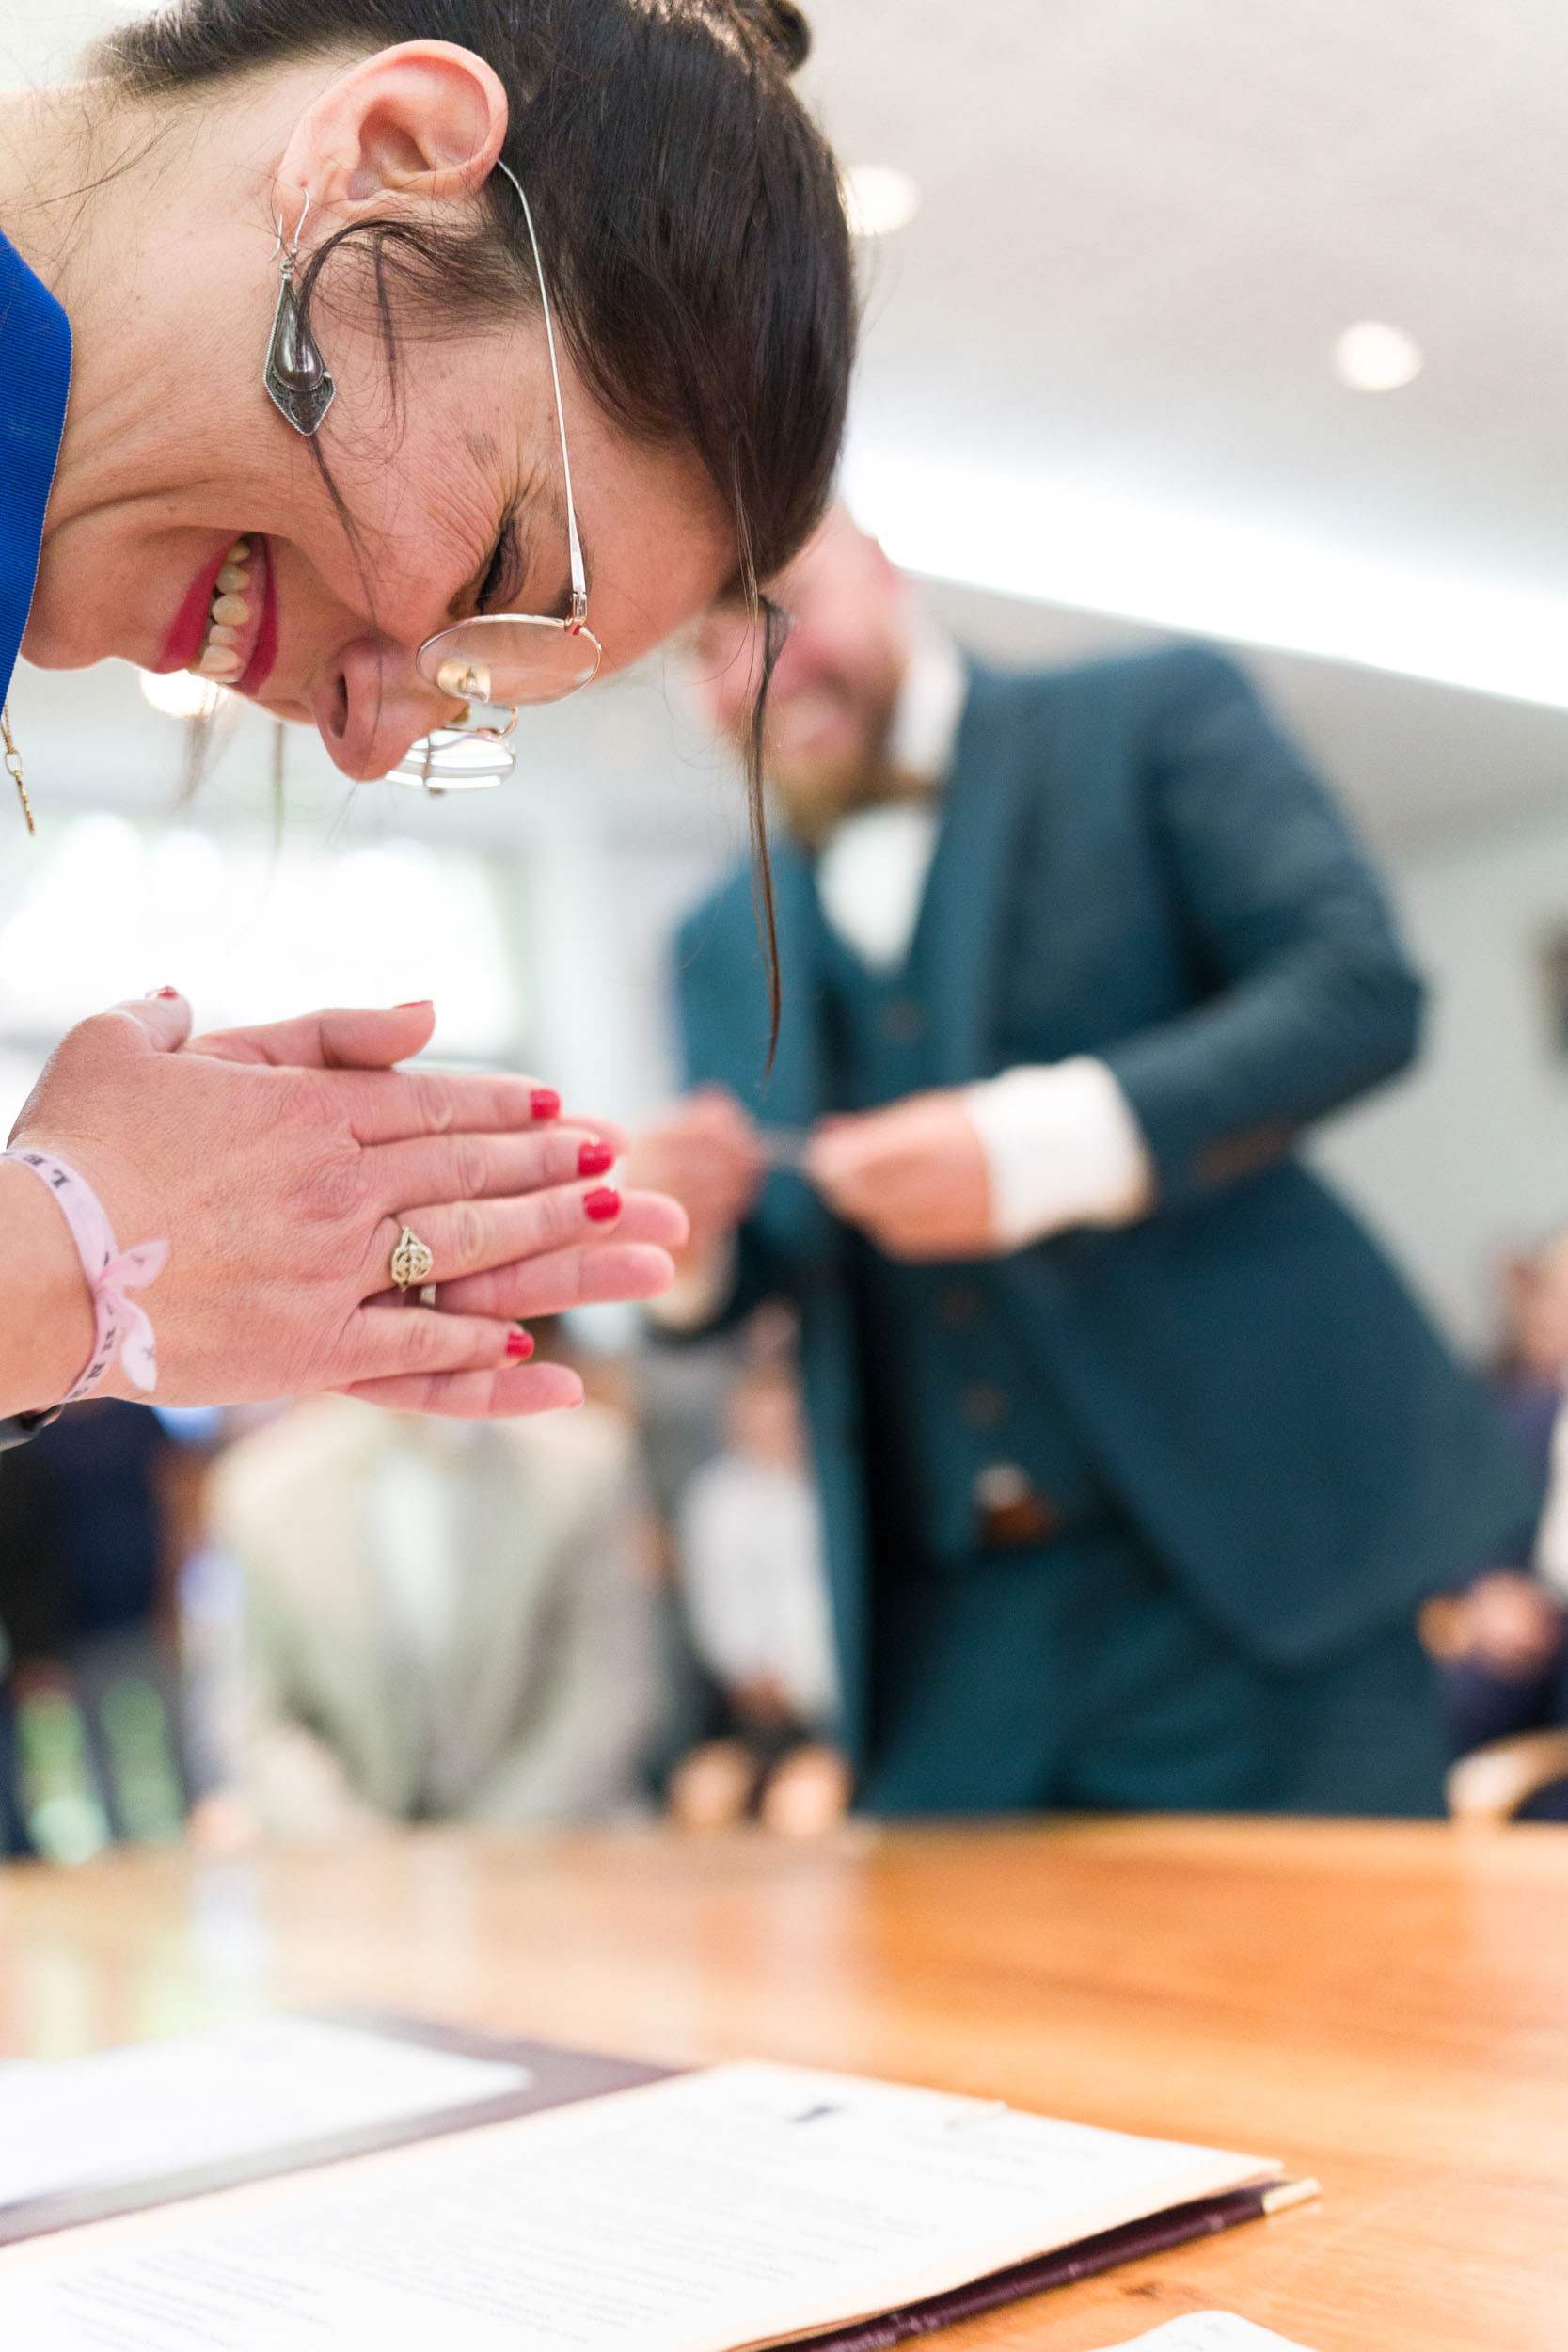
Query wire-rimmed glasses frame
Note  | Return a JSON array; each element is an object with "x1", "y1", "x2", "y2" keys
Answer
[{"x1": 392, "y1": 158, "x2": 602, "y2": 787}]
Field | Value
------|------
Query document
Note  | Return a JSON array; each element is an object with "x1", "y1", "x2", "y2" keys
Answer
[
  {"x1": 0, "y1": 2014, "x2": 529, "y2": 2213},
  {"x1": 1115, "y1": 2319, "x2": 1317, "y2": 2351},
  {"x1": 0, "y1": 2058, "x2": 1276, "y2": 2351}
]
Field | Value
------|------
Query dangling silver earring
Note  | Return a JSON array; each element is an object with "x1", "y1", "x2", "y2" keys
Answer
[{"x1": 263, "y1": 191, "x2": 336, "y2": 437}]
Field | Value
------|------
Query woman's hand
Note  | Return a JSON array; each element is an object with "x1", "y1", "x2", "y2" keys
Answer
[
  {"x1": 187, "y1": 999, "x2": 689, "y2": 1408},
  {"x1": 6, "y1": 993, "x2": 685, "y2": 1416}
]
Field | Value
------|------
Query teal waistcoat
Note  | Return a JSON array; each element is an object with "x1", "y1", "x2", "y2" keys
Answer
[{"x1": 815, "y1": 903, "x2": 1114, "y2": 1565}]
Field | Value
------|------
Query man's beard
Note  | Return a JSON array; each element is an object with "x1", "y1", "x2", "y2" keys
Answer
[{"x1": 766, "y1": 692, "x2": 912, "y2": 848}]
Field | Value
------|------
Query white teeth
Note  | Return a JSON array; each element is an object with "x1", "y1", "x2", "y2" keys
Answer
[{"x1": 188, "y1": 536, "x2": 258, "y2": 679}]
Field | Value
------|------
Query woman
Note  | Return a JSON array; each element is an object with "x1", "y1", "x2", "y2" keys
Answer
[{"x1": 0, "y1": 0, "x2": 853, "y2": 1432}]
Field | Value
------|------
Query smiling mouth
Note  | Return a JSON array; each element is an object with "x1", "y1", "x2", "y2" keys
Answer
[{"x1": 188, "y1": 535, "x2": 269, "y2": 688}]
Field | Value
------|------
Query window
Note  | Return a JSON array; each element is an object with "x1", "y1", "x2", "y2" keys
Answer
[{"x1": 0, "y1": 816, "x2": 522, "y2": 1131}]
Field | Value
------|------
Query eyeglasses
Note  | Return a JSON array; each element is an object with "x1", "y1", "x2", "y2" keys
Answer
[{"x1": 389, "y1": 158, "x2": 602, "y2": 790}]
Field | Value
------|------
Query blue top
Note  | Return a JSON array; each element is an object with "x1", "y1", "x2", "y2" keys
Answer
[{"x1": 0, "y1": 229, "x2": 72, "y2": 706}]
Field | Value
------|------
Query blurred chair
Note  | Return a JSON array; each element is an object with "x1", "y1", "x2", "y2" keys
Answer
[
  {"x1": 1446, "y1": 1729, "x2": 1568, "y2": 1823},
  {"x1": 210, "y1": 1395, "x2": 662, "y2": 1839}
]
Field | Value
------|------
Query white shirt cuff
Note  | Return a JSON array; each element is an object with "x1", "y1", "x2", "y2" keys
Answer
[
  {"x1": 645, "y1": 1236, "x2": 738, "y2": 1333},
  {"x1": 1535, "y1": 1398, "x2": 1568, "y2": 1599},
  {"x1": 963, "y1": 1058, "x2": 1155, "y2": 1250}
]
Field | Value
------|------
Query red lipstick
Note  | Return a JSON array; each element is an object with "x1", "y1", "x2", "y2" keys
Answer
[{"x1": 156, "y1": 547, "x2": 231, "y2": 674}]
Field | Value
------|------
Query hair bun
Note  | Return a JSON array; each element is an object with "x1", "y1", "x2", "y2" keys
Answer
[{"x1": 731, "y1": 0, "x2": 812, "y2": 73}]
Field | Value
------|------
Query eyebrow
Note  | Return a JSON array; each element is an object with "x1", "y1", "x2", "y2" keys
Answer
[{"x1": 525, "y1": 478, "x2": 593, "y2": 619}]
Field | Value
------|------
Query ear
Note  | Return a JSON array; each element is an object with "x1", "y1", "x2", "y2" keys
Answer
[
  {"x1": 684, "y1": 606, "x2": 767, "y2": 736},
  {"x1": 1503, "y1": 1253, "x2": 1538, "y2": 1302},
  {"x1": 277, "y1": 40, "x2": 509, "y2": 224}
]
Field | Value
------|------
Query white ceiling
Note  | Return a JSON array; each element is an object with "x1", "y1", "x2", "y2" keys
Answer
[
  {"x1": 809, "y1": 0, "x2": 1568, "y2": 590},
  {"x1": 8, "y1": 0, "x2": 1568, "y2": 848}
]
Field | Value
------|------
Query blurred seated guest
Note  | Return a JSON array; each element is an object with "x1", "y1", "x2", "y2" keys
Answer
[
  {"x1": 210, "y1": 1391, "x2": 660, "y2": 1840},
  {"x1": 0, "y1": 1401, "x2": 190, "y2": 1861},
  {"x1": 1420, "y1": 1232, "x2": 1568, "y2": 1795},
  {"x1": 1432, "y1": 1286, "x2": 1568, "y2": 1814},
  {"x1": 627, "y1": 1332, "x2": 744, "y2": 1788},
  {"x1": 1486, "y1": 1230, "x2": 1568, "y2": 1505},
  {"x1": 669, "y1": 1324, "x2": 848, "y2": 1835},
  {"x1": 0, "y1": 1692, "x2": 19, "y2": 1858},
  {"x1": 632, "y1": 507, "x2": 1531, "y2": 1819}
]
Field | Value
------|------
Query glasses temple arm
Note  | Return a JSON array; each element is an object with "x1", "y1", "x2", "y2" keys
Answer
[{"x1": 494, "y1": 157, "x2": 589, "y2": 631}]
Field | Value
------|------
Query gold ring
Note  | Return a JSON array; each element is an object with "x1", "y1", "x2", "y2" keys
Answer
[{"x1": 389, "y1": 1225, "x2": 436, "y2": 1293}]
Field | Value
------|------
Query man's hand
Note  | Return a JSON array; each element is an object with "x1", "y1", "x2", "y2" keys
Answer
[
  {"x1": 623, "y1": 1088, "x2": 768, "y2": 1279},
  {"x1": 805, "y1": 1089, "x2": 993, "y2": 1261}
]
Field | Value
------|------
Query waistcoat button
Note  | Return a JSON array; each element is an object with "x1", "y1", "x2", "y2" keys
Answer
[{"x1": 880, "y1": 998, "x2": 927, "y2": 1043}]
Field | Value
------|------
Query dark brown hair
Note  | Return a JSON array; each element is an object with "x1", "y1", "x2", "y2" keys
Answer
[{"x1": 93, "y1": 0, "x2": 855, "y2": 1055}]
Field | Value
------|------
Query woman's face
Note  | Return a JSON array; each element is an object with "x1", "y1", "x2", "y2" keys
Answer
[{"x1": 25, "y1": 307, "x2": 733, "y2": 782}]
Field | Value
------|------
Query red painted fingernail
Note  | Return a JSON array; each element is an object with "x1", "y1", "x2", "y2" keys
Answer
[
  {"x1": 583, "y1": 1185, "x2": 621, "y2": 1223},
  {"x1": 505, "y1": 1327, "x2": 534, "y2": 1360},
  {"x1": 149, "y1": 986, "x2": 180, "y2": 1000},
  {"x1": 578, "y1": 1139, "x2": 615, "y2": 1177},
  {"x1": 531, "y1": 1088, "x2": 562, "y2": 1122},
  {"x1": 395, "y1": 998, "x2": 432, "y2": 1009}
]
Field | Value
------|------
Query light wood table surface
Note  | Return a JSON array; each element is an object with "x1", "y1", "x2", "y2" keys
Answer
[{"x1": 1, "y1": 1817, "x2": 1565, "y2": 2350}]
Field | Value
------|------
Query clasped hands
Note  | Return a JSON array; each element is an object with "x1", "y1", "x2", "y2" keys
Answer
[
  {"x1": 627, "y1": 1084, "x2": 994, "y2": 1272},
  {"x1": 8, "y1": 994, "x2": 689, "y2": 1416}
]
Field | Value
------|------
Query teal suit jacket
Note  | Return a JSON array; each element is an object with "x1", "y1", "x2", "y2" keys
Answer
[{"x1": 675, "y1": 647, "x2": 1529, "y2": 1756}]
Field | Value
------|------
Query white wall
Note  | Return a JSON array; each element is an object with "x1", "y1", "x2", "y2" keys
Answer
[{"x1": 1312, "y1": 805, "x2": 1568, "y2": 1353}]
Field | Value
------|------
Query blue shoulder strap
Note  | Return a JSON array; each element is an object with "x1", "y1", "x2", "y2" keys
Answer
[{"x1": 0, "y1": 228, "x2": 72, "y2": 706}]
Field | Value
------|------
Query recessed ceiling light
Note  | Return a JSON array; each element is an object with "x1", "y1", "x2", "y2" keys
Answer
[
  {"x1": 841, "y1": 164, "x2": 921, "y2": 238},
  {"x1": 1333, "y1": 321, "x2": 1424, "y2": 392},
  {"x1": 138, "y1": 669, "x2": 228, "y2": 720}
]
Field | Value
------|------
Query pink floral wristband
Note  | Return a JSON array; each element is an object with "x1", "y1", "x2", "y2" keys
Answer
[{"x1": 7, "y1": 1148, "x2": 168, "y2": 1403}]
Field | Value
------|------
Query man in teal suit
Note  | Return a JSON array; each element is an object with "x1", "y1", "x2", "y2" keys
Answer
[{"x1": 634, "y1": 510, "x2": 1529, "y2": 1815}]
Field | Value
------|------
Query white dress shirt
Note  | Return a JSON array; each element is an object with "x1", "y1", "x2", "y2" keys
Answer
[
  {"x1": 816, "y1": 627, "x2": 1152, "y2": 1249},
  {"x1": 1534, "y1": 1400, "x2": 1568, "y2": 1601}
]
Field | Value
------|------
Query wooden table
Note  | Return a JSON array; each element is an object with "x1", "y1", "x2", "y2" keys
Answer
[{"x1": 1, "y1": 1817, "x2": 1565, "y2": 2350}]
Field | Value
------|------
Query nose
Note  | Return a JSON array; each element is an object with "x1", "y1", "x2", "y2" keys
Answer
[{"x1": 309, "y1": 639, "x2": 460, "y2": 782}]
